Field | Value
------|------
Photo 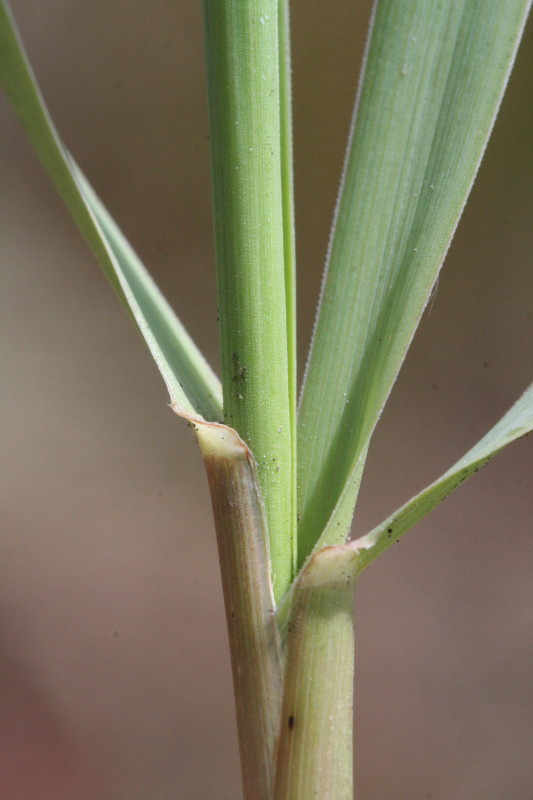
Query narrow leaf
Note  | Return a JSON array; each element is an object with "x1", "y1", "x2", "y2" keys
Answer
[
  {"x1": 0, "y1": 0, "x2": 222, "y2": 421},
  {"x1": 297, "y1": 0, "x2": 531, "y2": 565},
  {"x1": 353, "y1": 383, "x2": 533, "y2": 572},
  {"x1": 304, "y1": 384, "x2": 533, "y2": 584}
]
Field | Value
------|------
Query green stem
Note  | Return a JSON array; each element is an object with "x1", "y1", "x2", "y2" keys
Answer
[
  {"x1": 204, "y1": 0, "x2": 295, "y2": 602},
  {"x1": 278, "y1": 0, "x2": 297, "y2": 576},
  {"x1": 192, "y1": 419, "x2": 283, "y2": 800},
  {"x1": 274, "y1": 548, "x2": 357, "y2": 800}
]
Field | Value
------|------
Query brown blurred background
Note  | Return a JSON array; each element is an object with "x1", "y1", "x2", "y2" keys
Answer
[{"x1": 1, "y1": 2, "x2": 532, "y2": 798}]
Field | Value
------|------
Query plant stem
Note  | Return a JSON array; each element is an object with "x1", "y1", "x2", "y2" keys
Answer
[
  {"x1": 204, "y1": 0, "x2": 295, "y2": 602},
  {"x1": 274, "y1": 549, "x2": 357, "y2": 800},
  {"x1": 192, "y1": 419, "x2": 283, "y2": 800},
  {"x1": 278, "y1": 0, "x2": 297, "y2": 574}
]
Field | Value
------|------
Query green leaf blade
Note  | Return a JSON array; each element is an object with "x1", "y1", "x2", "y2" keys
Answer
[
  {"x1": 76, "y1": 170, "x2": 222, "y2": 420},
  {"x1": 0, "y1": 0, "x2": 222, "y2": 421},
  {"x1": 353, "y1": 384, "x2": 533, "y2": 572},
  {"x1": 297, "y1": 0, "x2": 530, "y2": 565}
]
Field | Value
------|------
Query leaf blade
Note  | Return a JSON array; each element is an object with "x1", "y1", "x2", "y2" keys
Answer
[
  {"x1": 297, "y1": 0, "x2": 531, "y2": 564},
  {"x1": 0, "y1": 0, "x2": 222, "y2": 421},
  {"x1": 353, "y1": 383, "x2": 533, "y2": 572}
]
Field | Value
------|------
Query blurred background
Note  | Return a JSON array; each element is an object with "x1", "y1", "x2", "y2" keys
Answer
[{"x1": 1, "y1": 2, "x2": 531, "y2": 798}]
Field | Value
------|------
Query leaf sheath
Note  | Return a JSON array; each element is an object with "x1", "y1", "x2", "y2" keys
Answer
[
  {"x1": 274, "y1": 552, "x2": 356, "y2": 800},
  {"x1": 191, "y1": 419, "x2": 283, "y2": 800}
]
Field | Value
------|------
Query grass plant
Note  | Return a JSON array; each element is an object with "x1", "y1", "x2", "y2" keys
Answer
[{"x1": 1, "y1": 1, "x2": 531, "y2": 798}]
